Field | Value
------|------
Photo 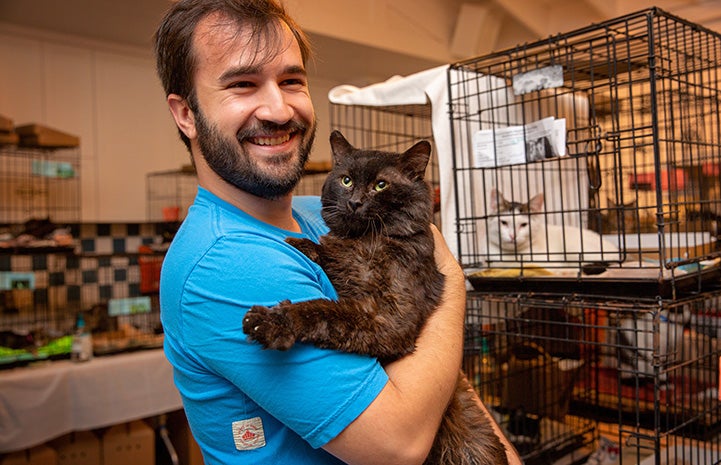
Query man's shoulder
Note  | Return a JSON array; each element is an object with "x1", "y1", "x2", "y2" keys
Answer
[
  {"x1": 292, "y1": 195, "x2": 322, "y2": 216},
  {"x1": 292, "y1": 196, "x2": 327, "y2": 238}
]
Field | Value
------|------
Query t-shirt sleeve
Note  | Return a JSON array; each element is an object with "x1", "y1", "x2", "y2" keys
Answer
[{"x1": 179, "y1": 233, "x2": 388, "y2": 448}]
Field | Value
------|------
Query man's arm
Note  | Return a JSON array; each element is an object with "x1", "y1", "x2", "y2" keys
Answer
[
  {"x1": 324, "y1": 225, "x2": 467, "y2": 465},
  {"x1": 472, "y1": 392, "x2": 523, "y2": 465}
]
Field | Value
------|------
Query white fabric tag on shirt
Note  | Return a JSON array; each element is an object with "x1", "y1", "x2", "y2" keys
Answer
[{"x1": 232, "y1": 417, "x2": 266, "y2": 451}]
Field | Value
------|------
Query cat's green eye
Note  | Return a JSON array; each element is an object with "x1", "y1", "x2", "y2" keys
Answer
[
  {"x1": 374, "y1": 180, "x2": 389, "y2": 192},
  {"x1": 341, "y1": 176, "x2": 353, "y2": 187}
]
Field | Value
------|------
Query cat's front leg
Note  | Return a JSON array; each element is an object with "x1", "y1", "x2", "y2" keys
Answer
[
  {"x1": 244, "y1": 298, "x2": 415, "y2": 360},
  {"x1": 285, "y1": 237, "x2": 322, "y2": 263},
  {"x1": 243, "y1": 302, "x2": 297, "y2": 350}
]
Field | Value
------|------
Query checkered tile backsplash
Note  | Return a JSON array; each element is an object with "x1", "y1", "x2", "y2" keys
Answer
[{"x1": 0, "y1": 222, "x2": 167, "y2": 330}]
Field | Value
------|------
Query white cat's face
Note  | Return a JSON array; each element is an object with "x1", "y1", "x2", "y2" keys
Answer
[
  {"x1": 487, "y1": 189, "x2": 544, "y2": 252},
  {"x1": 488, "y1": 210, "x2": 532, "y2": 251}
]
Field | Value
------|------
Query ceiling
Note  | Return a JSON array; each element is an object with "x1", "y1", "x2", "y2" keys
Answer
[
  {"x1": 1, "y1": 0, "x2": 720, "y2": 83},
  {"x1": 0, "y1": 0, "x2": 444, "y2": 83},
  {"x1": 485, "y1": 0, "x2": 721, "y2": 44}
]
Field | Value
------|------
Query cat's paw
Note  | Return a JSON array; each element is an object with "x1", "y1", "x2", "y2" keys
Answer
[{"x1": 243, "y1": 304, "x2": 297, "y2": 350}]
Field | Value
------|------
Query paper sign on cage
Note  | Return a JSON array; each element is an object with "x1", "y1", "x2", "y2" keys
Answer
[{"x1": 472, "y1": 116, "x2": 566, "y2": 167}]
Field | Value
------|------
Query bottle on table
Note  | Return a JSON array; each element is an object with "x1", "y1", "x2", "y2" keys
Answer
[{"x1": 71, "y1": 312, "x2": 93, "y2": 362}]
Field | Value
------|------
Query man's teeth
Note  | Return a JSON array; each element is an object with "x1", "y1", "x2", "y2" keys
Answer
[{"x1": 251, "y1": 134, "x2": 291, "y2": 146}]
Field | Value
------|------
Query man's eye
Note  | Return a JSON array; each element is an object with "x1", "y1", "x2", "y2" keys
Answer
[
  {"x1": 341, "y1": 176, "x2": 353, "y2": 187},
  {"x1": 282, "y1": 78, "x2": 306, "y2": 87},
  {"x1": 229, "y1": 81, "x2": 254, "y2": 89},
  {"x1": 374, "y1": 180, "x2": 389, "y2": 192}
]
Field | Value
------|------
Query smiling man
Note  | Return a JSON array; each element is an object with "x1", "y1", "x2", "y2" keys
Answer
[{"x1": 153, "y1": 1, "x2": 508, "y2": 464}]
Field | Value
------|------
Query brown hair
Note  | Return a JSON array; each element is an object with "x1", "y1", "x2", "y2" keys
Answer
[{"x1": 153, "y1": 0, "x2": 312, "y2": 148}]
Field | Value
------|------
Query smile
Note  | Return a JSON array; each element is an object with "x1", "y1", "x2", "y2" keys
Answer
[{"x1": 249, "y1": 133, "x2": 292, "y2": 146}]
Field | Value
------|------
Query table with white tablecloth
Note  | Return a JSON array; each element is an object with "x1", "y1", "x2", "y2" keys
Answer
[{"x1": 0, "y1": 349, "x2": 182, "y2": 453}]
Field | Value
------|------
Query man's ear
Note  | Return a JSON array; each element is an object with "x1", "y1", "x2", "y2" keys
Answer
[{"x1": 167, "y1": 94, "x2": 197, "y2": 140}]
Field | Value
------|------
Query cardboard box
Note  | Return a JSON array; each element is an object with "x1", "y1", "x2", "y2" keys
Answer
[
  {"x1": 102, "y1": 420, "x2": 155, "y2": 465},
  {"x1": 0, "y1": 445, "x2": 57, "y2": 465},
  {"x1": 166, "y1": 410, "x2": 204, "y2": 465},
  {"x1": 15, "y1": 124, "x2": 79, "y2": 148},
  {"x1": 0, "y1": 114, "x2": 13, "y2": 132},
  {"x1": 0, "y1": 131, "x2": 19, "y2": 146},
  {"x1": 51, "y1": 431, "x2": 100, "y2": 465}
]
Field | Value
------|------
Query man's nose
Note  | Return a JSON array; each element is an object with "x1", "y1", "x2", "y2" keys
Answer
[{"x1": 255, "y1": 83, "x2": 293, "y2": 124}]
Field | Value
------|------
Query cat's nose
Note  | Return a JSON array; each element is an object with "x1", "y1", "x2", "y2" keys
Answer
[{"x1": 347, "y1": 200, "x2": 362, "y2": 211}]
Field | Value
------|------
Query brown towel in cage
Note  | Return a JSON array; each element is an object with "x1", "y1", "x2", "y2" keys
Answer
[{"x1": 501, "y1": 342, "x2": 584, "y2": 421}]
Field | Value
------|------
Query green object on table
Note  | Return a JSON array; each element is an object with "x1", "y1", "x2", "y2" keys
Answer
[{"x1": 0, "y1": 335, "x2": 73, "y2": 363}]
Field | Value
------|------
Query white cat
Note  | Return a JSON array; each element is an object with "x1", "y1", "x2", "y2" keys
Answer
[{"x1": 484, "y1": 189, "x2": 620, "y2": 272}]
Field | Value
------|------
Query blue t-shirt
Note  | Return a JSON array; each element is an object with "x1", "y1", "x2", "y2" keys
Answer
[{"x1": 160, "y1": 187, "x2": 388, "y2": 464}]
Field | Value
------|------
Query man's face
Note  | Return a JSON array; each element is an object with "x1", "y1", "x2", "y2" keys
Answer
[{"x1": 189, "y1": 15, "x2": 316, "y2": 199}]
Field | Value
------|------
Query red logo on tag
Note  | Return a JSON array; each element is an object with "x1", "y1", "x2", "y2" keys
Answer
[{"x1": 233, "y1": 417, "x2": 266, "y2": 451}]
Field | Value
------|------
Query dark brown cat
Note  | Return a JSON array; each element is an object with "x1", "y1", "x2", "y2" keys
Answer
[{"x1": 243, "y1": 130, "x2": 509, "y2": 465}]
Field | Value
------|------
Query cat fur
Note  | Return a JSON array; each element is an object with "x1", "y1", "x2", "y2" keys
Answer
[{"x1": 244, "y1": 131, "x2": 509, "y2": 465}]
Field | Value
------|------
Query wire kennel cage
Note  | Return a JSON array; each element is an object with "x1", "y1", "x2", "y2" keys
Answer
[
  {"x1": 448, "y1": 8, "x2": 721, "y2": 298},
  {"x1": 0, "y1": 146, "x2": 80, "y2": 225},
  {"x1": 146, "y1": 167, "x2": 198, "y2": 222},
  {"x1": 464, "y1": 290, "x2": 721, "y2": 465},
  {"x1": 330, "y1": 102, "x2": 442, "y2": 226},
  {"x1": 464, "y1": 294, "x2": 596, "y2": 465},
  {"x1": 0, "y1": 252, "x2": 163, "y2": 369},
  {"x1": 0, "y1": 251, "x2": 81, "y2": 367}
]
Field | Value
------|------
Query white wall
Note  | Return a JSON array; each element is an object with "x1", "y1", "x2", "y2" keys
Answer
[{"x1": 0, "y1": 23, "x2": 339, "y2": 222}]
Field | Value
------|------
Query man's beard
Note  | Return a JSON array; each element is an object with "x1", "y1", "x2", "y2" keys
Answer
[{"x1": 194, "y1": 107, "x2": 315, "y2": 200}]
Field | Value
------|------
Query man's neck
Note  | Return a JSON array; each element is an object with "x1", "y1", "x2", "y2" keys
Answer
[
  {"x1": 196, "y1": 163, "x2": 300, "y2": 233},
  {"x1": 239, "y1": 190, "x2": 300, "y2": 233}
]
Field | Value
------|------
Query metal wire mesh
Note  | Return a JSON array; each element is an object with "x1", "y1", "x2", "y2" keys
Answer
[
  {"x1": 146, "y1": 168, "x2": 198, "y2": 222},
  {"x1": 0, "y1": 251, "x2": 163, "y2": 368},
  {"x1": 449, "y1": 8, "x2": 721, "y2": 298},
  {"x1": 0, "y1": 146, "x2": 80, "y2": 224},
  {"x1": 464, "y1": 290, "x2": 721, "y2": 464}
]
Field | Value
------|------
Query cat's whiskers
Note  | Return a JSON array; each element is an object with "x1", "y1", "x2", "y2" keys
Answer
[{"x1": 320, "y1": 205, "x2": 343, "y2": 226}]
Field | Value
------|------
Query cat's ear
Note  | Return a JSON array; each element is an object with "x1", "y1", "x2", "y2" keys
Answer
[
  {"x1": 489, "y1": 189, "x2": 503, "y2": 213},
  {"x1": 529, "y1": 192, "x2": 545, "y2": 212},
  {"x1": 329, "y1": 130, "x2": 355, "y2": 162},
  {"x1": 401, "y1": 140, "x2": 432, "y2": 180}
]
